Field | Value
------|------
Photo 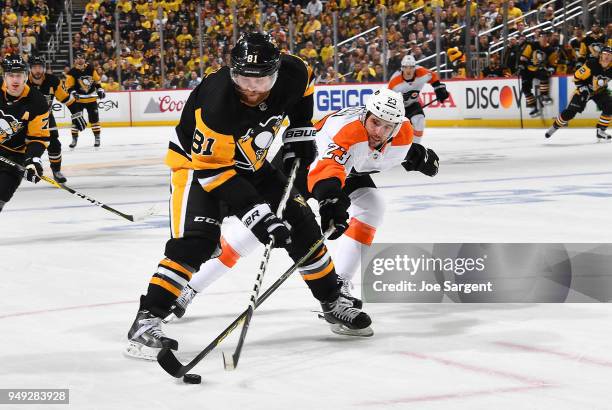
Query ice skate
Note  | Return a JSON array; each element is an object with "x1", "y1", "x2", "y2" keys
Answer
[
  {"x1": 68, "y1": 136, "x2": 78, "y2": 149},
  {"x1": 596, "y1": 128, "x2": 611, "y2": 141},
  {"x1": 541, "y1": 95, "x2": 553, "y2": 105},
  {"x1": 545, "y1": 125, "x2": 558, "y2": 139},
  {"x1": 529, "y1": 107, "x2": 540, "y2": 117},
  {"x1": 339, "y1": 279, "x2": 362, "y2": 309},
  {"x1": 52, "y1": 170, "x2": 67, "y2": 183},
  {"x1": 165, "y1": 285, "x2": 197, "y2": 322},
  {"x1": 125, "y1": 309, "x2": 178, "y2": 360},
  {"x1": 94, "y1": 135, "x2": 101, "y2": 148},
  {"x1": 320, "y1": 295, "x2": 373, "y2": 337}
]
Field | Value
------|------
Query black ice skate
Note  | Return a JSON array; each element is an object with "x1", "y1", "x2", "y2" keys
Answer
[
  {"x1": 166, "y1": 285, "x2": 197, "y2": 322},
  {"x1": 52, "y1": 170, "x2": 67, "y2": 183},
  {"x1": 529, "y1": 107, "x2": 540, "y2": 117},
  {"x1": 320, "y1": 295, "x2": 373, "y2": 337},
  {"x1": 596, "y1": 128, "x2": 611, "y2": 141},
  {"x1": 545, "y1": 125, "x2": 558, "y2": 139},
  {"x1": 94, "y1": 135, "x2": 101, "y2": 148},
  {"x1": 69, "y1": 136, "x2": 78, "y2": 149},
  {"x1": 339, "y1": 279, "x2": 362, "y2": 309},
  {"x1": 125, "y1": 310, "x2": 178, "y2": 360}
]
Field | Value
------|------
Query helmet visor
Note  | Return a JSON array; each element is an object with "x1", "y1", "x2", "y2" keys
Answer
[{"x1": 231, "y1": 71, "x2": 278, "y2": 93}]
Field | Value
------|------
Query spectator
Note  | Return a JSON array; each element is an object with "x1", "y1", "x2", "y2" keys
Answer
[
  {"x1": 187, "y1": 71, "x2": 200, "y2": 88},
  {"x1": 305, "y1": 0, "x2": 323, "y2": 18},
  {"x1": 303, "y1": 14, "x2": 321, "y2": 37}
]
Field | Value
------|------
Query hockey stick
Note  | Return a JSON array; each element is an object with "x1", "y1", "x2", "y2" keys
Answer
[
  {"x1": 157, "y1": 225, "x2": 336, "y2": 378},
  {"x1": 222, "y1": 159, "x2": 301, "y2": 371},
  {"x1": 517, "y1": 72, "x2": 524, "y2": 129},
  {"x1": 0, "y1": 155, "x2": 155, "y2": 222},
  {"x1": 421, "y1": 97, "x2": 440, "y2": 109}
]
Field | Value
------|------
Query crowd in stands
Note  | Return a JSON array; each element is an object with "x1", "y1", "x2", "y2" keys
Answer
[
  {"x1": 1, "y1": 0, "x2": 606, "y2": 90},
  {"x1": 1, "y1": 0, "x2": 62, "y2": 62}
]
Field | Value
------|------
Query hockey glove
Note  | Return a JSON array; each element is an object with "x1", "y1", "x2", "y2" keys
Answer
[
  {"x1": 432, "y1": 82, "x2": 449, "y2": 103},
  {"x1": 312, "y1": 178, "x2": 351, "y2": 240},
  {"x1": 241, "y1": 203, "x2": 291, "y2": 248},
  {"x1": 282, "y1": 126, "x2": 318, "y2": 173},
  {"x1": 24, "y1": 157, "x2": 43, "y2": 183},
  {"x1": 71, "y1": 111, "x2": 87, "y2": 131},
  {"x1": 402, "y1": 143, "x2": 439, "y2": 177},
  {"x1": 97, "y1": 88, "x2": 106, "y2": 100},
  {"x1": 546, "y1": 66, "x2": 556, "y2": 75}
]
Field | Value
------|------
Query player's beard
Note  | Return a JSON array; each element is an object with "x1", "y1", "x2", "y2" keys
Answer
[
  {"x1": 31, "y1": 72, "x2": 44, "y2": 82},
  {"x1": 237, "y1": 89, "x2": 270, "y2": 107}
]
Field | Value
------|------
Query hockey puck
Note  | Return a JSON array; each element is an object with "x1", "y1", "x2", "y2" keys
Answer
[{"x1": 183, "y1": 373, "x2": 202, "y2": 384}]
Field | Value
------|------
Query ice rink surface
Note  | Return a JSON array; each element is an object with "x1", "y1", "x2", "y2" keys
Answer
[{"x1": 2, "y1": 126, "x2": 612, "y2": 409}]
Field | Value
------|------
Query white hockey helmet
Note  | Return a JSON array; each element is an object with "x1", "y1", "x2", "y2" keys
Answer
[
  {"x1": 365, "y1": 88, "x2": 405, "y2": 124},
  {"x1": 401, "y1": 54, "x2": 417, "y2": 67}
]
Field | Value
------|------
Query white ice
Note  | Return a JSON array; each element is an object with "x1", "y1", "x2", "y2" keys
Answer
[{"x1": 1, "y1": 126, "x2": 612, "y2": 410}]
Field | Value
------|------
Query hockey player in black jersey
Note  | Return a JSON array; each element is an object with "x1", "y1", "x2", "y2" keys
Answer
[
  {"x1": 125, "y1": 33, "x2": 373, "y2": 360},
  {"x1": 64, "y1": 52, "x2": 105, "y2": 148},
  {"x1": 0, "y1": 55, "x2": 51, "y2": 212},
  {"x1": 519, "y1": 31, "x2": 557, "y2": 117},
  {"x1": 546, "y1": 46, "x2": 612, "y2": 140},
  {"x1": 27, "y1": 56, "x2": 75, "y2": 183}
]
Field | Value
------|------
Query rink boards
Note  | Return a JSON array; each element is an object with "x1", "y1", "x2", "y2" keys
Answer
[{"x1": 54, "y1": 76, "x2": 600, "y2": 128}]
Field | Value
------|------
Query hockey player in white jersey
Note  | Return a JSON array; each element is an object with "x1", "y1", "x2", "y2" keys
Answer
[
  {"x1": 387, "y1": 55, "x2": 449, "y2": 143},
  {"x1": 168, "y1": 89, "x2": 440, "y2": 323}
]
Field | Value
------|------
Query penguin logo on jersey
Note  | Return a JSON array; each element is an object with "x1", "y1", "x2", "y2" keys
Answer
[
  {"x1": 78, "y1": 76, "x2": 94, "y2": 92},
  {"x1": 533, "y1": 50, "x2": 546, "y2": 65},
  {"x1": 236, "y1": 115, "x2": 284, "y2": 170},
  {"x1": 0, "y1": 110, "x2": 23, "y2": 144}
]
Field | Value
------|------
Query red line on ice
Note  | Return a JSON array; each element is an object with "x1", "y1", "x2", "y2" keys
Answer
[
  {"x1": 0, "y1": 300, "x2": 136, "y2": 319},
  {"x1": 494, "y1": 341, "x2": 612, "y2": 368}
]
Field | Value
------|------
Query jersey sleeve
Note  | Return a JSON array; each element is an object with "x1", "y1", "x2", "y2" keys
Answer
[
  {"x1": 307, "y1": 120, "x2": 365, "y2": 195},
  {"x1": 25, "y1": 90, "x2": 51, "y2": 158},
  {"x1": 520, "y1": 44, "x2": 532, "y2": 62},
  {"x1": 574, "y1": 62, "x2": 592, "y2": 87},
  {"x1": 285, "y1": 55, "x2": 315, "y2": 128},
  {"x1": 53, "y1": 77, "x2": 75, "y2": 105}
]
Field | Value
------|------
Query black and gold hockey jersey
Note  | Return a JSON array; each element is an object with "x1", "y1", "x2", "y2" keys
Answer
[
  {"x1": 573, "y1": 57, "x2": 612, "y2": 97},
  {"x1": 521, "y1": 41, "x2": 556, "y2": 71},
  {"x1": 64, "y1": 64, "x2": 101, "y2": 104},
  {"x1": 0, "y1": 82, "x2": 50, "y2": 158},
  {"x1": 165, "y1": 53, "x2": 314, "y2": 210},
  {"x1": 27, "y1": 73, "x2": 73, "y2": 109},
  {"x1": 579, "y1": 33, "x2": 606, "y2": 63}
]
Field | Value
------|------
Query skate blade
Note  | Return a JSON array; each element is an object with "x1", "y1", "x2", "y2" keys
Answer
[
  {"x1": 124, "y1": 340, "x2": 161, "y2": 361},
  {"x1": 163, "y1": 313, "x2": 179, "y2": 324},
  {"x1": 329, "y1": 323, "x2": 374, "y2": 337}
]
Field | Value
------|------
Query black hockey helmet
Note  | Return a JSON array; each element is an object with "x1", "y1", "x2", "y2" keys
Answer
[
  {"x1": 603, "y1": 46, "x2": 612, "y2": 54},
  {"x1": 29, "y1": 55, "x2": 46, "y2": 67},
  {"x1": 230, "y1": 32, "x2": 281, "y2": 78},
  {"x1": 2, "y1": 54, "x2": 28, "y2": 73}
]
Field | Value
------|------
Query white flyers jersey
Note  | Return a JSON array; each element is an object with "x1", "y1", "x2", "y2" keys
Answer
[
  {"x1": 307, "y1": 106, "x2": 414, "y2": 192},
  {"x1": 388, "y1": 66, "x2": 439, "y2": 107}
]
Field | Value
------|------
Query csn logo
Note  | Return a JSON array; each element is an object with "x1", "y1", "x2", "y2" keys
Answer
[
  {"x1": 465, "y1": 85, "x2": 518, "y2": 109},
  {"x1": 316, "y1": 88, "x2": 373, "y2": 112}
]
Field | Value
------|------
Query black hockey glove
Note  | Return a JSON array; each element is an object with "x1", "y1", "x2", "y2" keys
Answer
[
  {"x1": 24, "y1": 157, "x2": 43, "y2": 183},
  {"x1": 71, "y1": 111, "x2": 87, "y2": 131},
  {"x1": 97, "y1": 88, "x2": 106, "y2": 100},
  {"x1": 312, "y1": 178, "x2": 350, "y2": 240},
  {"x1": 241, "y1": 203, "x2": 291, "y2": 248},
  {"x1": 282, "y1": 126, "x2": 318, "y2": 174},
  {"x1": 402, "y1": 143, "x2": 439, "y2": 177},
  {"x1": 432, "y1": 82, "x2": 449, "y2": 103}
]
